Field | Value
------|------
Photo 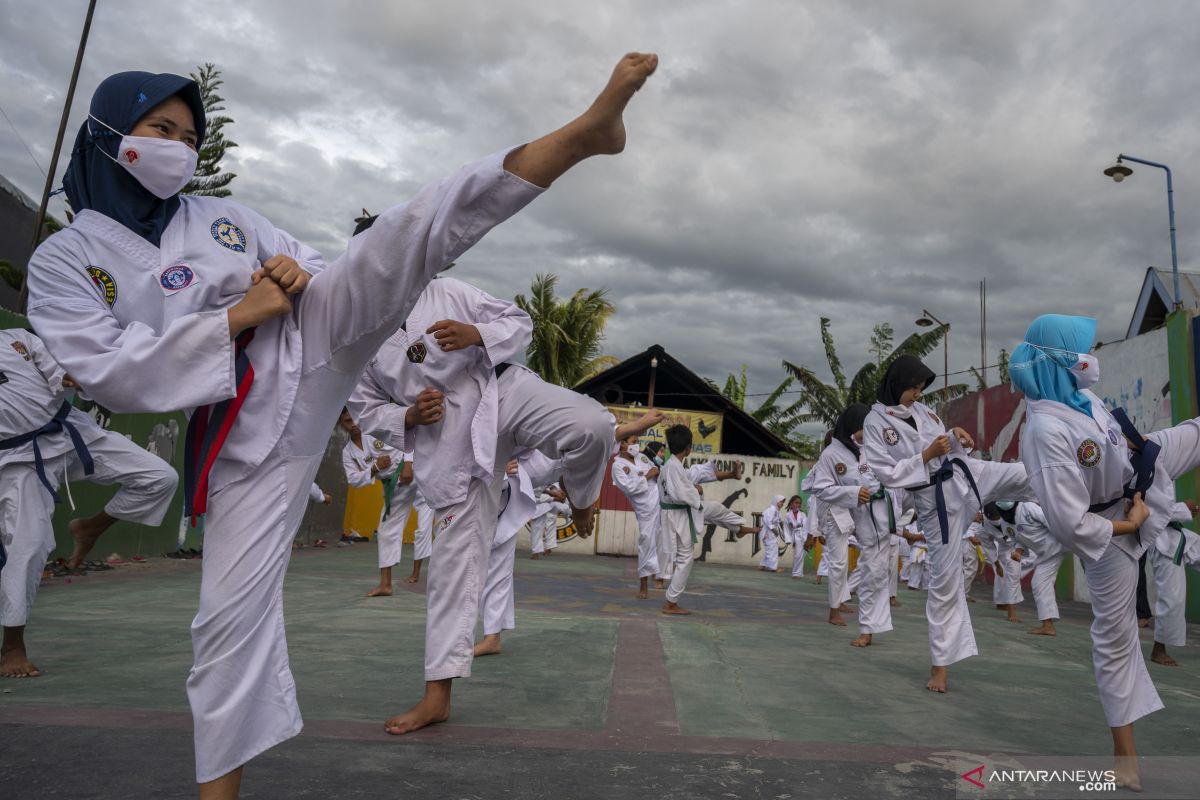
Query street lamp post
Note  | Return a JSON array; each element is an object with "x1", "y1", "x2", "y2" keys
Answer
[
  {"x1": 648, "y1": 356, "x2": 659, "y2": 407},
  {"x1": 915, "y1": 310, "x2": 949, "y2": 404},
  {"x1": 1104, "y1": 154, "x2": 1181, "y2": 310}
]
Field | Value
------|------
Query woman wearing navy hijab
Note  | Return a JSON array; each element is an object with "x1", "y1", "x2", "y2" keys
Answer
[
  {"x1": 25, "y1": 54, "x2": 660, "y2": 799},
  {"x1": 1013, "y1": 313, "x2": 1200, "y2": 791}
]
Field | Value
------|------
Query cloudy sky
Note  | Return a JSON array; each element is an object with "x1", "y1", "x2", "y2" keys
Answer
[{"x1": 2, "y1": 0, "x2": 1198, "y2": 419}]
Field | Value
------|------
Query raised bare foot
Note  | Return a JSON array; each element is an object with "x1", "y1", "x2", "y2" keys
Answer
[
  {"x1": 367, "y1": 584, "x2": 393, "y2": 597},
  {"x1": 67, "y1": 517, "x2": 109, "y2": 569},
  {"x1": 828, "y1": 610, "x2": 847, "y2": 626},
  {"x1": 662, "y1": 601, "x2": 691, "y2": 616},
  {"x1": 577, "y1": 53, "x2": 659, "y2": 156},
  {"x1": 0, "y1": 647, "x2": 41, "y2": 678},
  {"x1": 473, "y1": 635, "x2": 503, "y2": 658},
  {"x1": 737, "y1": 526, "x2": 758, "y2": 539},
  {"x1": 926, "y1": 666, "x2": 948, "y2": 693},
  {"x1": 1028, "y1": 623, "x2": 1056, "y2": 637},
  {"x1": 1151, "y1": 643, "x2": 1179, "y2": 667},
  {"x1": 385, "y1": 688, "x2": 451, "y2": 735},
  {"x1": 850, "y1": 634, "x2": 872, "y2": 648}
]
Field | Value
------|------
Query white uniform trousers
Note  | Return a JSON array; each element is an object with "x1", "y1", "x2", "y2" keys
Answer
[
  {"x1": 0, "y1": 434, "x2": 177, "y2": 627},
  {"x1": 759, "y1": 529, "x2": 779, "y2": 570},
  {"x1": 993, "y1": 546, "x2": 1026, "y2": 605},
  {"x1": 635, "y1": 510, "x2": 660, "y2": 579},
  {"x1": 1086, "y1": 542, "x2": 1164, "y2": 727},
  {"x1": 888, "y1": 536, "x2": 899, "y2": 596},
  {"x1": 375, "y1": 498, "x2": 408, "y2": 570},
  {"x1": 663, "y1": 508, "x2": 696, "y2": 603},
  {"x1": 381, "y1": 483, "x2": 433, "y2": 568},
  {"x1": 1152, "y1": 544, "x2": 1190, "y2": 652},
  {"x1": 856, "y1": 537, "x2": 894, "y2": 635},
  {"x1": 425, "y1": 466, "x2": 504, "y2": 681},
  {"x1": 480, "y1": 531, "x2": 518, "y2": 636},
  {"x1": 962, "y1": 541, "x2": 979, "y2": 597},
  {"x1": 702, "y1": 501, "x2": 745, "y2": 533},
  {"x1": 824, "y1": 529, "x2": 850, "y2": 609},
  {"x1": 1030, "y1": 552, "x2": 1063, "y2": 622},
  {"x1": 846, "y1": 557, "x2": 863, "y2": 597},
  {"x1": 912, "y1": 460, "x2": 1029, "y2": 668},
  {"x1": 530, "y1": 503, "x2": 566, "y2": 554},
  {"x1": 792, "y1": 543, "x2": 806, "y2": 577}
]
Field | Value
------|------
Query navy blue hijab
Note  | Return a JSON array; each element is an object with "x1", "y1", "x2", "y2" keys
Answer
[{"x1": 63, "y1": 71, "x2": 206, "y2": 246}]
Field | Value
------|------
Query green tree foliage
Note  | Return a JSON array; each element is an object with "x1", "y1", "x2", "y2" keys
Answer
[
  {"x1": 868, "y1": 322, "x2": 894, "y2": 366},
  {"x1": 514, "y1": 273, "x2": 617, "y2": 387},
  {"x1": 183, "y1": 63, "x2": 237, "y2": 197},
  {"x1": 716, "y1": 366, "x2": 818, "y2": 459},
  {"x1": 0, "y1": 259, "x2": 22, "y2": 292},
  {"x1": 783, "y1": 317, "x2": 968, "y2": 429}
]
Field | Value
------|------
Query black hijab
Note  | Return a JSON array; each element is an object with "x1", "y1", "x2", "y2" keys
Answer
[
  {"x1": 877, "y1": 355, "x2": 936, "y2": 406},
  {"x1": 63, "y1": 71, "x2": 206, "y2": 247},
  {"x1": 832, "y1": 403, "x2": 869, "y2": 458}
]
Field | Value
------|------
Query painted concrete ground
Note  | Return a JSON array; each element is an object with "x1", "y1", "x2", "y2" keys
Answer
[{"x1": 2, "y1": 545, "x2": 1198, "y2": 799}]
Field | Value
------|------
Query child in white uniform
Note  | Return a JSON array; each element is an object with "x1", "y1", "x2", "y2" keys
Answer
[
  {"x1": 612, "y1": 433, "x2": 661, "y2": 597},
  {"x1": 25, "y1": 54, "x2": 659, "y2": 794},
  {"x1": 338, "y1": 409, "x2": 402, "y2": 596},
  {"x1": 1007, "y1": 500, "x2": 1063, "y2": 636},
  {"x1": 758, "y1": 495, "x2": 785, "y2": 572},
  {"x1": 980, "y1": 504, "x2": 1028, "y2": 623},
  {"x1": 961, "y1": 516, "x2": 983, "y2": 602},
  {"x1": 864, "y1": 355, "x2": 1031, "y2": 694},
  {"x1": 783, "y1": 496, "x2": 809, "y2": 577},
  {"x1": 1, "y1": 329, "x2": 177, "y2": 678}
]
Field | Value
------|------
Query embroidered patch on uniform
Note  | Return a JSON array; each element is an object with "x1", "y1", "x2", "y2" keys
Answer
[
  {"x1": 86, "y1": 266, "x2": 117, "y2": 307},
  {"x1": 211, "y1": 217, "x2": 246, "y2": 252},
  {"x1": 1107, "y1": 428, "x2": 1122, "y2": 447},
  {"x1": 438, "y1": 513, "x2": 456, "y2": 532},
  {"x1": 407, "y1": 341, "x2": 427, "y2": 363},
  {"x1": 858, "y1": 463, "x2": 870, "y2": 473},
  {"x1": 10, "y1": 341, "x2": 31, "y2": 361},
  {"x1": 928, "y1": 411, "x2": 940, "y2": 424},
  {"x1": 622, "y1": 466, "x2": 631, "y2": 475},
  {"x1": 1077, "y1": 438, "x2": 1102, "y2": 468},
  {"x1": 883, "y1": 427, "x2": 900, "y2": 446},
  {"x1": 372, "y1": 439, "x2": 385, "y2": 450},
  {"x1": 159, "y1": 265, "x2": 195, "y2": 292},
  {"x1": 835, "y1": 463, "x2": 847, "y2": 476}
]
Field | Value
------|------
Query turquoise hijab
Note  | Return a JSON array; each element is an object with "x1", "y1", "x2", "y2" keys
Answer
[{"x1": 1010, "y1": 314, "x2": 1097, "y2": 416}]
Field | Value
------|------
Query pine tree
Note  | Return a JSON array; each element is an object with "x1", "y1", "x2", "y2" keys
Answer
[{"x1": 183, "y1": 63, "x2": 237, "y2": 197}]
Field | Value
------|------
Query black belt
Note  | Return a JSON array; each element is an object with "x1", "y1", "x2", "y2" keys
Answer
[
  {"x1": 908, "y1": 458, "x2": 982, "y2": 545},
  {"x1": 495, "y1": 362, "x2": 512, "y2": 378},
  {"x1": 0, "y1": 399, "x2": 94, "y2": 504}
]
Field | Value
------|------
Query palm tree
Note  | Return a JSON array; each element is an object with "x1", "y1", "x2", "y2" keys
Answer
[
  {"x1": 716, "y1": 366, "x2": 818, "y2": 459},
  {"x1": 514, "y1": 273, "x2": 618, "y2": 387},
  {"x1": 784, "y1": 317, "x2": 968, "y2": 429}
]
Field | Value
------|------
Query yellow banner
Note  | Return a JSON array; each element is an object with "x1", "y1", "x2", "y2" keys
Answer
[{"x1": 608, "y1": 404, "x2": 724, "y2": 455}]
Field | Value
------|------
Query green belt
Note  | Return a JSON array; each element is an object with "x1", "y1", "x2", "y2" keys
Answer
[
  {"x1": 661, "y1": 501, "x2": 699, "y2": 544},
  {"x1": 379, "y1": 457, "x2": 406, "y2": 521},
  {"x1": 1168, "y1": 521, "x2": 1186, "y2": 566},
  {"x1": 868, "y1": 487, "x2": 896, "y2": 534}
]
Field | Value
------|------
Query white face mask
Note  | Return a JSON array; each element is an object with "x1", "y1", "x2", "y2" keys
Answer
[
  {"x1": 1019, "y1": 341, "x2": 1100, "y2": 389},
  {"x1": 89, "y1": 114, "x2": 198, "y2": 199}
]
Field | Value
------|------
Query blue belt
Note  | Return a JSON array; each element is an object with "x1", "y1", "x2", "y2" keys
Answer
[
  {"x1": 0, "y1": 399, "x2": 94, "y2": 504},
  {"x1": 910, "y1": 458, "x2": 982, "y2": 544}
]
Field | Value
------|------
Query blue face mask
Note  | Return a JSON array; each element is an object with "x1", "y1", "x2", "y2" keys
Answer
[{"x1": 652, "y1": 455, "x2": 664, "y2": 466}]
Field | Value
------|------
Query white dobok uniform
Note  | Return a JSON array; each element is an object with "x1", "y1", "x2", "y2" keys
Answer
[
  {"x1": 1020, "y1": 388, "x2": 1200, "y2": 727},
  {"x1": 390, "y1": 451, "x2": 434, "y2": 563},
  {"x1": 611, "y1": 450, "x2": 660, "y2": 578},
  {"x1": 308, "y1": 483, "x2": 326, "y2": 504},
  {"x1": 961, "y1": 520, "x2": 982, "y2": 597},
  {"x1": 348, "y1": 276, "x2": 612, "y2": 684},
  {"x1": 783, "y1": 507, "x2": 808, "y2": 577},
  {"x1": 803, "y1": 454, "x2": 855, "y2": 610},
  {"x1": 529, "y1": 489, "x2": 567, "y2": 555},
  {"x1": 1149, "y1": 508, "x2": 1200, "y2": 648},
  {"x1": 656, "y1": 460, "x2": 742, "y2": 581},
  {"x1": 0, "y1": 329, "x2": 177, "y2": 628},
  {"x1": 27, "y1": 149, "x2": 543, "y2": 782},
  {"x1": 341, "y1": 434, "x2": 401, "y2": 568},
  {"x1": 661, "y1": 455, "x2": 704, "y2": 604},
  {"x1": 759, "y1": 499, "x2": 783, "y2": 571},
  {"x1": 864, "y1": 401, "x2": 1031, "y2": 669},
  {"x1": 808, "y1": 438, "x2": 903, "y2": 635},
  {"x1": 479, "y1": 452, "x2": 562, "y2": 637},
  {"x1": 1012, "y1": 502, "x2": 1063, "y2": 622},
  {"x1": 979, "y1": 516, "x2": 1029, "y2": 606}
]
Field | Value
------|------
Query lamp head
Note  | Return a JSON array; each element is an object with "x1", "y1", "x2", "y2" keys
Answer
[
  {"x1": 915, "y1": 317, "x2": 934, "y2": 327},
  {"x1": 1104, "y1": 163, "x2": 1133, "y2": 183},
  {"x1": 650, "y1": 357, "x2": 659, "y2": 368}
]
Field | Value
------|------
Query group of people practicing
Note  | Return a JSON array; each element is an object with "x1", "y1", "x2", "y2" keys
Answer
[{"x1": 0, "y1": 50, "x2": 1196, "y2": 798}]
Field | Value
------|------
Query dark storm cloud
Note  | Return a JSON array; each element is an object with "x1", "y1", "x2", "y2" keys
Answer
[{"x1": 1, "y1": 0, "x2": 1197, "y2": 426}]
